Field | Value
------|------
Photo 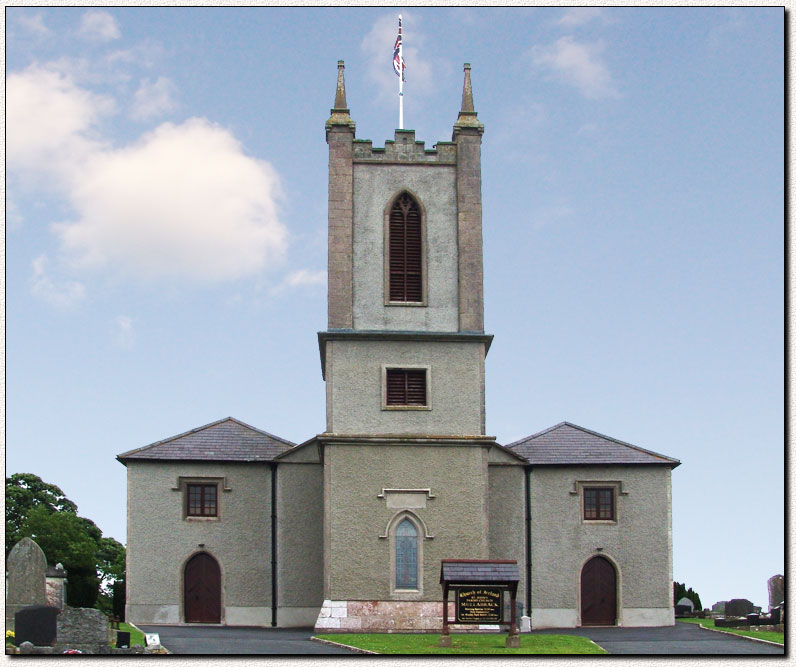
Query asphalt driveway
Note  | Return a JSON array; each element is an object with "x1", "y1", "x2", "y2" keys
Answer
[
  {"x1": 137, "y1": 625, "x2": 357, "y2": 655},
  {"x1": 535, "y1": 621, "x2": 785, "y2": 655},
  {"x1": 139, "y1": 621, "x2": 784, "y2": 655}
]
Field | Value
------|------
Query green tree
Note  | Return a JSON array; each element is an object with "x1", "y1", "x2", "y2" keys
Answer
[
  {"x1": 6, "y1": 473, "x2": 77, "y2": 554},
  {"x1": 20, "y1": 506, "x2": 100, "y2": 607},
  {"x1": 673, "y1": 581, "x2": 702, "y2": 611},
  {"x1": 7, "y1": 473, "x2": 126, "y2": 613}
]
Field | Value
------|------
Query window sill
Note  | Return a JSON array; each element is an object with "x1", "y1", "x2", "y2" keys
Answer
[
  {"x1": 582, "y1": 519, "x2": 617, "y2": 525},
  {"x1": 184, "y1": 516, "x2": 220, "y2": 522},
  {"x1": 382, "y1": 405, "x2": 431, "y2": 411},
  {"x1": 385, "y1": 301, "x2": 427, "y2": 307}
]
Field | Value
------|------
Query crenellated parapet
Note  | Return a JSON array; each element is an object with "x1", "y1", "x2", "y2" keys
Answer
[{"x1": 353, "y1": 130, "x2": 456, "y2": 164}]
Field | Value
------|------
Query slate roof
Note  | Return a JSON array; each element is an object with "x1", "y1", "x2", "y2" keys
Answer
[
  {"x1": 440, "y1": 560, "x2": 520, "y2": 584},
  {"x1": 117, "y1": 417, "x2": 295, "y2": 463},
  {"x1": 506, "y1": 422, "x2": 680, "y2": 467}
]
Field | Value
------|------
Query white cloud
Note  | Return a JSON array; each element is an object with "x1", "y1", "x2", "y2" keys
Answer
[
  {"x1": 18, "y1": 13, "x2": 52, "y2": 38},
  {"x1": 361, "y1": 13, "x2": 433, "y2": 105},
  {"x1": 114, "y1": 315, "x2": 135, "y2": 348},
  {"x1": 558, "y1": 8, "x2": 608, "y2": 28},
  {"x1": 30, "y1": 255, "x2": 86, "y2": 307},
  {"x1": 532, "y1": 36, "x2": 618, "y2": 100},
  {"x1": 284, "y1": 269, "x2": 326, "y2": 288},
  {"x1": 8, "y1": 64, "x2": 288, "y2": 285},
  {"x1": 131, "y1": 77, "x2": 177, "y2": 121},
  {"x1": 270, "y1": 269, "x2": 326, "y2": 296},
  {"x1": 56, "y1": 118, "x2": 287, "y2": 282},
  {"x1": 7, "y1": 65, "x2": 114, "y2": 179},
  {"x1": 78, "y1": 10, "x2": 121, "y2": 42}
]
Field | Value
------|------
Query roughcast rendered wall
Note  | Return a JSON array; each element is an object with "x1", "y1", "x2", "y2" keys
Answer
[
  {"x1": 125, "y1": 461, "x2": 272, "y2": 626},
  {"x1": 530, "y1": 465, "x2": 674, "y2": 628}
]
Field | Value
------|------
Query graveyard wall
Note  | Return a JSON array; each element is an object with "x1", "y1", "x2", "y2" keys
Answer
[
  {"x1": 125, "y1": 461, "x2": 273, "y2": 626},
  {"x1": 529, "y1": 464, "x2": 674, "y2": 629}
]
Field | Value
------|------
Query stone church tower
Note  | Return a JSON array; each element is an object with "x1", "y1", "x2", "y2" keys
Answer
[{"x1": 315, "y1": 61, "x2": 524, "y2": 631}]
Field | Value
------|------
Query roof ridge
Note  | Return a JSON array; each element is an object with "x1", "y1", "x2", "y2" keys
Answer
[
  {"x1": 116, "y1": 416, "x2": 237, "y2": 459},
  {"x1": 505, "y1": 421, "x2": 568, "y2": 448},
  {"x1": 224, "y1": 417, "x2": 297, "y2": 447},
  {"x1": 559, "y1": 421, "x2": 680, "y2": 464},
  {"x1": 505, "y1": 420, "x2": 680, "y2": 466},
  {"x1": 117, "y1": 416, "x2": 296, "y2": 460}
]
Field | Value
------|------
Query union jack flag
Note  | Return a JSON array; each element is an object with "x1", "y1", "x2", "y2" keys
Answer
[{"x1": 393, "y1": 19, "x2": 405, "y2": 80}]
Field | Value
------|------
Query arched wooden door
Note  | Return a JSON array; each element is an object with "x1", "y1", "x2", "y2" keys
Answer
[
  {"x1": 184, "y1": 552, "x2": 221, "y2": 623},
  {"x1": 581, "y1": 556, "x2": 616, "y2": 626}
]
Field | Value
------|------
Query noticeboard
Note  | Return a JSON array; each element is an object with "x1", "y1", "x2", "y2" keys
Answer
[{"x1": 455, "y1": 587, "x2": 503, "y2": 623}]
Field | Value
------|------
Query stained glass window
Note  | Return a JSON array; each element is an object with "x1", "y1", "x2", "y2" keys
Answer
[{"x1": 395, "y1": 518, "x2": 418, "y2": 589}]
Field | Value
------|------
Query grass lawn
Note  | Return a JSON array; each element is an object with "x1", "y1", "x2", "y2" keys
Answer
[
  {"x1": 315, "y1": 633, "x2": 606, "y2": 654},
  {"x1": 677, "y1": 618, "x2": 784, "y2": 645},
  {"x1": 116, "y1": 622, "x2": 147, "y2": 647}
]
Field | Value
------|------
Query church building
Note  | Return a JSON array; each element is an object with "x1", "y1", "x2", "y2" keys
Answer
[{"x1": 118, "y1": 61, "x2": 680, "y2": 632}]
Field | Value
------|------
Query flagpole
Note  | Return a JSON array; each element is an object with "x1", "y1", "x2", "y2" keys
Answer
[{"x1": 398, "y1": 14, "x2": 404, "y2": 129}]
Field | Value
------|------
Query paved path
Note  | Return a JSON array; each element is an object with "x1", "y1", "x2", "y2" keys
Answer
[
  {"x1": 535, "y1": 622, "x2": 784, "y2": 655},
  {"x1": 137, "y1": 625, "x2": 356, "y2": 655}
]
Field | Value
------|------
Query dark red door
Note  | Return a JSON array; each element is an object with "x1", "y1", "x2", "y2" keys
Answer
[
  {"x1": 581, "y1": 556, "x2": 616, "y2": 626},
  {"x1": 184, "y1": 553, "x2": 221, "y2": 623}
]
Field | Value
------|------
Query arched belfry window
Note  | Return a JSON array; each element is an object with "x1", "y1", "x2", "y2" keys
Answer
[
  {"x1": 388, "y1": 192, "x2": 423, "y2": 303},
  {"x1": 395, "y1": 517, "x2": 419, "y2": 589}
]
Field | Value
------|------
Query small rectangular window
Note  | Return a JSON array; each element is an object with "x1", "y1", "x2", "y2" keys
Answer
[
  {"x1": 584, "y1": 487, "x2": 614, "y2": 521},
  {"x1": 187, "y1": 483, "x2": 217, "y2": 517},
  {"x1": 386, "y1": 369, "x2": 427, "y2": 406}
]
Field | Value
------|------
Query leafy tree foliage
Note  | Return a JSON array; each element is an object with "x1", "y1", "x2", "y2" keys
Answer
[
  {"x1": 673, "y1": 581, "x2": 702, "y2": 611},
  {"x1": 6, "y1": 473, "x2": 125, "y2": 613},
  {"x1": 6, "y1": 473, "x2": 77, "y2": 554}
]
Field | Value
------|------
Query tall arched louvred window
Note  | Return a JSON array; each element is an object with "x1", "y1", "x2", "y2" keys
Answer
[{"x1": 389, "y1": 192, "x2": 423, "y2": 302}]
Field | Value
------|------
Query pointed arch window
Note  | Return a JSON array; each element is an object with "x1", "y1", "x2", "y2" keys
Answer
[
  {"x1": 388, "y1": 192, "x2": 423, "y2": 303},
  {"x1": 395, "y1": 518, "x2": 419, "y2": 589}
]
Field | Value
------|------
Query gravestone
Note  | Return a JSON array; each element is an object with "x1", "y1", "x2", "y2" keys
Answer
[
  {"x1": 45, "y1": 563, "x2": 68, "y2": 610},
  {"x1": 725, "y1": 598, "x2": 755, "y2": 618},
  {"x1": 675, "y1": 596, "x2": 694, "y2": 615},
  {"x1": 14, "y1": 605, "x2": 59, "y2": 646},
  {"x1": 5, "y1": 538, "x2": 49, "y2": 631},
  {"x1": 768, "y1": 574, "x2": 784, "y2": 610},
  {"x1": 115, "y1": 631, "x2": 131, "y2": 649},
  {"x1": 57, "y1": 607, "x2": 110, "y2": 649}
]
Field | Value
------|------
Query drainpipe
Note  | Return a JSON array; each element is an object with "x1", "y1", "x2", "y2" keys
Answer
[
  {"x1": 270, "y1": 462, "x2": 278, "y2": 627},
  {"x1": 524, "y1": 466, "x2": 532, "y2": 621}
]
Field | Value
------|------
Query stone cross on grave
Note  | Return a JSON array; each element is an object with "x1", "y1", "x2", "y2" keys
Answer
[{"x1": 5, "y1": 537, "x2": 49, "y2": 631}]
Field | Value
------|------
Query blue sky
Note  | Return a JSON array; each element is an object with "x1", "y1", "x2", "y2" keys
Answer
[{"x1": 6, "y1": 7, "x2": 783, "y2": 610}]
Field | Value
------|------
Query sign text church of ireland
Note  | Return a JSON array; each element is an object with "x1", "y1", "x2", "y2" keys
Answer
[{"x1": 118, "y1": 62, "x2": 680, "y2": 632}]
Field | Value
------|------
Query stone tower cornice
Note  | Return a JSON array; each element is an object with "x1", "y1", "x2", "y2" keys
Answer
[{"x1": 352, "y1": 131, "x2": 456, "y2": 164}]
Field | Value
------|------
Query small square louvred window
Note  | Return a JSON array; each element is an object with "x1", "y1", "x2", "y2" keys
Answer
[{"x1": 386, "y1": 369, "x2": 427, "y2": 406}]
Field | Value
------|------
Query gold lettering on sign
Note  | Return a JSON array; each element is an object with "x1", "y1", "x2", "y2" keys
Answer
[{"x1": 455, "y1": 587, "x2": 503, "y2": 623}]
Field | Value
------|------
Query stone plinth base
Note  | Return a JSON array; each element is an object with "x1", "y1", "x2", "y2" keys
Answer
[{"x1": 315, "y1": 600, "x2": 455, "y2": 633}]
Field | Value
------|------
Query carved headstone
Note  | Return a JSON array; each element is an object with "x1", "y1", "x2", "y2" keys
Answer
[
  {"x1": 45, "y1": 563, "x2": 68, "y2": 610},
  {"x1": 5, "y1": 538, "x2": 49, "y2": 631},
  {"x1": 725, "y1": 598, "x2": 755, "y2": 618},
  {"x1": 14, "y1": 605, "x2": 59, "y2": 647},
  {"x1": 768, "y1": 574, "x2": 784, "y2": 610},
  {"x1": 57, "y1": 607, "x2": 110, "y2": 647}
]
